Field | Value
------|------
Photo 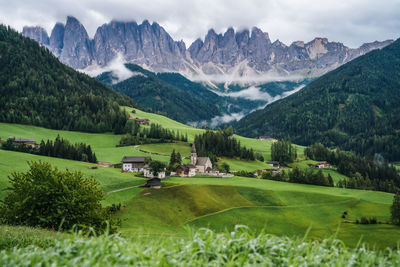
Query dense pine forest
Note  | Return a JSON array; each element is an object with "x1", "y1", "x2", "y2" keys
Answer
[
  {"x1": 235, "y1": 38, "x2": 400, "y2": 161},
  {"x1": 0, "y1": 25, "x2": 136, "y2": 133},
  {"x1": 119, "y1": 120, "x2": 188, "y2": 146},
  {"x1": 305, "y1": 143, "x2": 400, "y2": 193},
  {"x1": 194, "y1": 127, "x2": 255, "y2": 162}
]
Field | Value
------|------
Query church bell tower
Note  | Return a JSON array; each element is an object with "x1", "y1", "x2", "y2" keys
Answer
[{"x1": 191, "y1": 143, "x2": 197, "y2": 165}]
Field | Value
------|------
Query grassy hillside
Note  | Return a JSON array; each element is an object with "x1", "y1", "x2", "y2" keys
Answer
[
  {"x1": 2, "y1": 108, "x2": 396, "y2": 249},
  {"x1": 0, "y1": 150, "x2": 146, "y2": 200},
  {"x1": 0, "y1": 25, "x2": 135, "y2": 133},
  {"x1": 0, "y1": 122, "x2": 170, "y2": 164},
  {"x1": 235, "y1": 38, "x2": 400, "y2": 161},
  {"x1": 115, "y1": 176, "x2": 399, "y2": 249}
]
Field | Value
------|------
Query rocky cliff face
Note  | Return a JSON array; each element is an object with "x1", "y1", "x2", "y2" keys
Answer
[
  {"x1": 59, "y1": 16, "x2": 93, "y2": 69},
  {"x1": 49, "y1": 23, "x2": 65, "y2": 56},
  {"x1": 93, "y1": 20, "x2": 185, "y2": 71},
  {"x1": 22, "y1": 26, "x2": 49, "y2": 46},
  {"x1": 21, "y1": 17, "x2": 393, "y2": 80}
]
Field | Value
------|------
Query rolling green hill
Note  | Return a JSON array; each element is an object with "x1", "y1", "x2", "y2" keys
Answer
[
  {"x1": 0, "y1": 25, "x2": 135, "y2": 133},
  {"x1": 1, "y1": 106, "x2": 398, "y2": 249},
  {"x1": 235, "y1": 38, "x2": 400, "y2": 161}
]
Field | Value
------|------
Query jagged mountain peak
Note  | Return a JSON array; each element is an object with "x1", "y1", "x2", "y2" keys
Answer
[{"x1": 22, "y1": 17, "x2": 395, "y2": 82}]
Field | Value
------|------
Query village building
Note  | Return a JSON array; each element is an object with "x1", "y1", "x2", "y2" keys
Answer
[
  {"x1": 316, "y1": 161, "x2": 329, "y2": 169},
  {"x1": 190, "y1": 143, "x2": 213, "y2": 173},
  {"x1": 258, "y1": 136, "x2": 278, "y2": 142},
  {"x1": 13, "y1": 138, "x2": 36, "y2": 147},
  {"x1": 121, "y1": 156, "x2": 147, "y2": 172},
  {"x1": 206, "y1": 167, "x2": 220, "y2": 174},
  {"x1": 129, "y1": 117, "x2": 150, "y2": 125},
  {"x1": 143, "y1": 165, "x2": 166, "y2": 179},
  {"x1": 267, "y1": 161, "x2": 280, "y2": 168},
  {"x1": 143, "y1": 178, "x2": 162, "y2": 189},
  {"x1": 176, "y1": 164, "x2": 196, "y2": 177}
]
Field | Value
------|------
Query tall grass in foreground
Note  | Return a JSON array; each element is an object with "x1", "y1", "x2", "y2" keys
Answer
[{"x1": 1, "y1": 226, "x2": 400, "y2": 266}]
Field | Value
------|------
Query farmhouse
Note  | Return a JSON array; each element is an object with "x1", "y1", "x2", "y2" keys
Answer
[
  {"x1": 316, "y1": 161, "x2": 329, "y2": 168},
  {"x1": 176, "y1": 164, "x2": 196, "y2": 177},
  {"x1": 190, "y1": 143, "x2": 213, "y2": 173},
  {"x1": 143, "y1": 165, "x2": 166, "y2": 179},
  {"x1": 267, "y1": 161, "x2": 280, "y2": 168},
  {"x1": 121, "y1": 156, "x2": 147, "y2": 172},
  {"x1": 258, "y1": 136, "x2": 278, "y2": 142},
  {"x1": 129, "y1": 117, "x2": 150, "y2": 125},
  {"x1": 13, "y1": 138, "x2": 36, "y2": 147}
]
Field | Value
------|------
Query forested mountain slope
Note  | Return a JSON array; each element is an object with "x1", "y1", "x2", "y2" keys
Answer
[
  {"x1": 0, "y1": 25, "x2": 136, "y2": 133},
  {"x1": 235, "y1": 38, "x2": 400, "y2": 161},
  {"x1": 96, "y1": 64, "x2": 223, "y2": 123}
]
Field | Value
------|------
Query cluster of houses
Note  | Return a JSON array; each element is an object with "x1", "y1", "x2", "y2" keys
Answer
[
  {"x1": 176, "y1": 143, "x2": 220, "y2": 177},
  {"x1": 10, "y1": 138, "x2": 37, "y2": 147},
  {"x1": 120, "y1": 143, "x2": 224, "y2": 188}
]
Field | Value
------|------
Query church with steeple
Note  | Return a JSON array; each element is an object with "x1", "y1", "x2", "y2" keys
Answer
[{"x1": 190, "y1": 143, "x2": 213, "y2": 173}]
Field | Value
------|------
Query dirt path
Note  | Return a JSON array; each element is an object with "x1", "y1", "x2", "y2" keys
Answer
[{"x1": 106, "y1": 184, "x2": 143, "y2": 195}]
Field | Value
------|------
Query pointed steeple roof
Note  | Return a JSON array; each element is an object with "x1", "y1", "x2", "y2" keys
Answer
[{"x1": 191, "y1": 143, "x2": 197, "y2": 153}]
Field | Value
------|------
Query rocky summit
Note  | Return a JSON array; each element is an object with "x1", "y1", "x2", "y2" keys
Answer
[{"x1": 22, "y1": 16, "x2": 393, "y2": 81}]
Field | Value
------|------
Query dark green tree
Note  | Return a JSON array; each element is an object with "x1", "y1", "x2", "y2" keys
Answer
[
  {"x1": 391, "y1": 192, "x2": 400, "y2": 225},
  {"x1": 0, "y1": 161, "x2": 115, "y2": 233},
  {"x1": 149, "y1": 161, "x2": 165, "y2": 177}
]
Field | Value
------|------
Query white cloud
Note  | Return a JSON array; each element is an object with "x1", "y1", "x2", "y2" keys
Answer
[
  {"x1": 80, "y1": 53, "x2": 145, "y2": 83},
  {"x1": 190, "y1": 84, "x2": 306, "y2": 127},
  {"x1": 0, "y1": 0, "x2": 399, "y2": 48}
]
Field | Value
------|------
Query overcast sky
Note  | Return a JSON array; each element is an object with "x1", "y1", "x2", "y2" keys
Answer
[{"x1": 1, "y1": 0, "x2": 399, "y2": 48}]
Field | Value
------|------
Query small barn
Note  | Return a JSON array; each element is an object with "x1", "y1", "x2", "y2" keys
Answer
[{"x1": 143, "y1": 178, "x2": 161, "y2": 189}]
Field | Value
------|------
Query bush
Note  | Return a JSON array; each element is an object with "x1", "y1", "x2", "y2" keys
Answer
[
  {"x1": 236, "y1": 170, "x2": 256, "y2": 178},
  {"x1": 0, "y1": 161, "x2": 115, "y2": 233}
]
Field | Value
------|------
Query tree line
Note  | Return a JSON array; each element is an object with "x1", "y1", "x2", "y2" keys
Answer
[
  {"x1": 2, "y1": 136, "x2": 97, "y2": 163},
  {"x1": 194, "y1": 126, "x2": 255, "y2": 162},
  {"x1": 261, "y1": 167, "x2": 334, "y2": 187},
  {"x1": 305, "y1": 143, "x2": 400, "y2": 193},
  {"x1": 119, "y1": 121, "x2": 188, "y2": 146}
]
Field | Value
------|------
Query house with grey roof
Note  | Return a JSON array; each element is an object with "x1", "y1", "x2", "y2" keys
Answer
[{"x1": 121, "y1": 156, "x2": 148, "y2": 172}]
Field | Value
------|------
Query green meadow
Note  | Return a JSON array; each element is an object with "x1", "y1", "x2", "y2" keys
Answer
[{"x1": 0, "y1": 109, "x2": 399, "y2": 249}]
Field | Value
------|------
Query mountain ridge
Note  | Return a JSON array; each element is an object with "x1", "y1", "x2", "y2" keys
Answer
[
  {"x1": 22, "y1": 16, "x2": 393, "y2": 83},
  {"x1": 234, "y1": 38, "x2": 400, "y2": 161}
]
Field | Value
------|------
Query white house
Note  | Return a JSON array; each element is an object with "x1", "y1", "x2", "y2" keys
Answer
[{"x1": 121, "y1": 156, "x2": 147, "y2": 172}]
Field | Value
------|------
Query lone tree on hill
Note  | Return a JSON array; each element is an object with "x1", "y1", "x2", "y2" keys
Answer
[
  {"x1": 391, "y1": 191, "x2": 400, "y2": 225},
  {"x1": 0, "y1": 161, "x2": 115, "y2": 233}
]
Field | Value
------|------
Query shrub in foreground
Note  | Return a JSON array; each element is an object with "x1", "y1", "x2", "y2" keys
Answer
[
  {"x1": 1, "y1": 226, "x2": 400, "y2": 266},
  {"x1": 0, "y1": 161, "x2": 115, "y2": 233}
]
